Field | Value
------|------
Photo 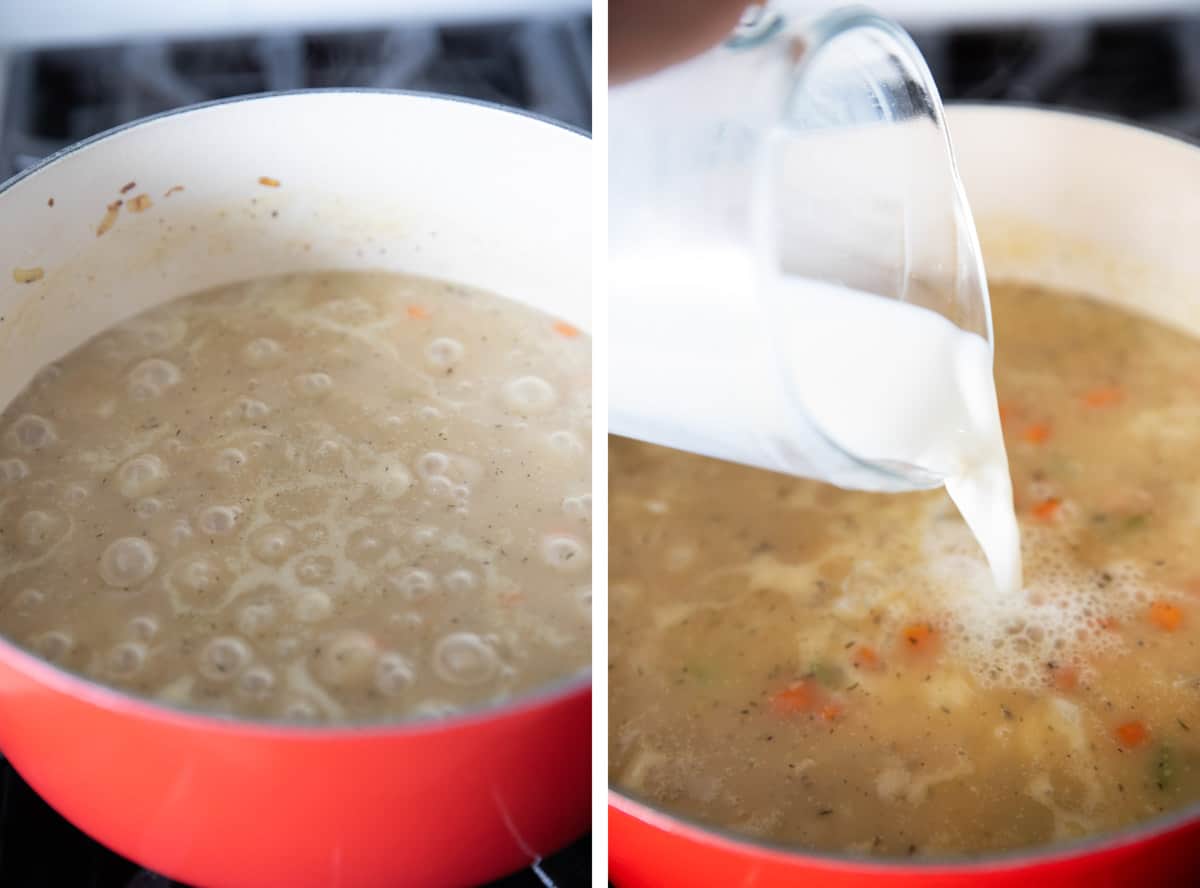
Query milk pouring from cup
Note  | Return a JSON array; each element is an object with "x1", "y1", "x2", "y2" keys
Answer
[{"x1": 608, "y1": 6, "x2": 1023, "y2": 595}]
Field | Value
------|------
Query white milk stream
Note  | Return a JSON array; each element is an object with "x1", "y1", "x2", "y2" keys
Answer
[{"x1": 610, "y1": 244, "x2": 1022, "y2": 597}]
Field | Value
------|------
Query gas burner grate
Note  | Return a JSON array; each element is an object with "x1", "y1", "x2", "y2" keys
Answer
[{"x1": 0, "y1": 16, "x2": 591, "y2": 177}]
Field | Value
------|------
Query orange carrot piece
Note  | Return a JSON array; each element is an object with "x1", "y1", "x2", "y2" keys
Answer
[
  {"x1": 851, "y1": 645, "x2": 881, "y2": 670},
  {"x1": 1022, "y1": 423, "x2": 1052, "y2": 444},
  {"x1": 406, "y1": 305, "x2": 430, "y2": 320},
  {"x1": 770, "y1": 680, "x2": 819, "y2": 715},
  {"x1": 819, "y1": 702, "x2": 843, "y2": 722},
  {"x1": 258, "y1": 176, "x2": 281, "y2": 188},
  {"x1": 553, "y1": 320, "x2": 581, "y2": 338},
  {"x1": 1031, "y1": 498, "x2": 1062, "y2": 521},
  {"x1": 1083, "y1": 386, "x2": 1123, "y2": 408},
  {"x1": 1051, "y1": 665, "x2": 1079, "y2": 692},
  {"x1": 1116, "y1": 720, "x2": 1149, "y2": 748},
  {"x1": 901, "y1": 623, "x2": 934, "y2": 651},
  {"x1": 1149, "y1": 600, "x2": 1183, "y2": 632}
]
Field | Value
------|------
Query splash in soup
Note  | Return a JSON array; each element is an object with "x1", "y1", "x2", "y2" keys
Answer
[{"x1": 610, "y1": 282, "x2": 1200, "y2": 856}]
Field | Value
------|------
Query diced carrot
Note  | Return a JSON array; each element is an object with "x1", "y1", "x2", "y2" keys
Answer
[
  {"x1": 406, "y1": 305, "x2": 430, "y2": 320},
  {"x1": 1050, "y1": 664, "x2": 1079, "y2": 692},
  {"x1": 553, "y1": 320, "x2": 581, "y2": 338},
  {"x1": 1023, "y1": 423, "x2": 1052, "y2": 444},
  {"x1": 819, "y1": 702, "x2": 843, "y2": 722},
  {"x1": 1149, "y1": 600, "x2": 1183, "y2": 632},
  {"x1": 1031, "y1": 498, "x2": 1062, "y2": 521},
  {"x1": 1083, "y1": 386, "x2": 1124, "y2": 408},
  {"x1": 770, "y1": 679, "x2": 819, "y2": 715},
  {"x1": 498, "y1": 587, "x2": 525, "y2": 606},
  {"x1": 258, "y1": 176, "x2": 281, "y2": 188},
  {"x1": 1115, "y1": 720, "x2": 1149, "y2": 748},
  {"x1": 901, "y1": 623, "x2": 934, "y2": 651},
  {"x1": 851, "y1": 645, "x2": 881, "y2": 671}
]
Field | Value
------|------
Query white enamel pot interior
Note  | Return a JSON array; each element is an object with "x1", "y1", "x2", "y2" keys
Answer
[{"x1": 949, "y1": 104, "x2": 1200, "y2": 335}]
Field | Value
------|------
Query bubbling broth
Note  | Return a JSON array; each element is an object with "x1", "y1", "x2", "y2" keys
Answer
[
  {"x1": 610, "y1": 282, "x2": 1200, "y2": 856},
  {"x1": 0, "y1": 271, "x2": 590, "y2": 724}
]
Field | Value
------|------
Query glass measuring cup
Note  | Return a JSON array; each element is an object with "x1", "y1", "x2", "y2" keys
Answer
[{"x1": 609, "y1": 4, "x2": 992, "y2": 492}]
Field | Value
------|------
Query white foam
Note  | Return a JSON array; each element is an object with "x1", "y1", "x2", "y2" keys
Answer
[{"x1": 917, "y1": 507, "x2": 1150, "y2": 691}]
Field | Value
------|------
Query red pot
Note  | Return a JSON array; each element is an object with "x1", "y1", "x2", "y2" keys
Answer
[
  {"x1": 0, "y1": 91, "x2": 591, "y2": 888},
  {"x1": 608, "y1": 105, "x2": 1200, "y2": 886}
]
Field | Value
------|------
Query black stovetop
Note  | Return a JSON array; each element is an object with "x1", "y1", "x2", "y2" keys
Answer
[
  {"x1": 0, "y1": 16, "x2": 591, "y2": 177},
  {"x1": 0, "y1": 13, "x2": 590, "y2": 888},
  {"x1": 0, "y1": 762, "x2": 592, "y2": 887},
  {"x1": 910, "y1": 12, "x2": 1200, "y2": 140}
]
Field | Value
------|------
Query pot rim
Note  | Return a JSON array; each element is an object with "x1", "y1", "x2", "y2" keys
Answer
[
  {"x1": 0, "y1": 86, "x2": 589, "y2": 196},
  {"x1": 610, "y1": 101, "x2": 1200, "y2": 871},
  {"x1": 0, "y1": 87, "x2": 592, "y2": 740}
]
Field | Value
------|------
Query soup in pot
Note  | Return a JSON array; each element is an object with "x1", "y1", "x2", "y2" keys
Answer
[
  {"x1": 0, "y1": 271, "x2": 590, "y2": 723},
  {"x1": 610, "y1": 282, "x2": 1200, "y2": 856}
]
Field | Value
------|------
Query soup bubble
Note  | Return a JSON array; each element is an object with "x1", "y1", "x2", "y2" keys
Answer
[
  {"x1": 198, "y1": 636, "x2": 251, "y2": 681},
  {"x1": 502, "y1": 376, "x2": 557, "y2": 415},
  {"x1": 100, "y1": 537, "x2": 158, "y2": 588},
  {"x1": 432, "y1": 632, "x2": 498, "y2": 686},
  {"x1": 8, "y1": 414, "x2": 56, "y2": 451}
]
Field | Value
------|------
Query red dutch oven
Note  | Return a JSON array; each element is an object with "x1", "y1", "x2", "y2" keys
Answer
[
  {"x1": 609, "y1": 105, "x2": 1200, "y2": 887},
  {"x1": 0, "y1": 91, "x2": 591, "y2": 888}
]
